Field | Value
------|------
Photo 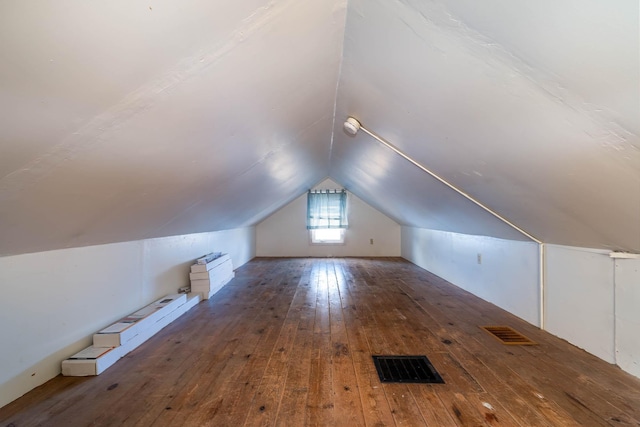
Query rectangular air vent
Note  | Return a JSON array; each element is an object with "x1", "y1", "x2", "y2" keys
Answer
[
  {"x1": 481, "y1": 326, "x2": 537, "y2": 345},
  {"x1": 372, "y1": 355, "x2": 444, "y2": 384}
]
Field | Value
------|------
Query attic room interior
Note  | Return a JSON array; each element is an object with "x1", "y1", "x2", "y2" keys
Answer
[{"x1": 1, "y1": 0, "x2": 639, "y2": 425}]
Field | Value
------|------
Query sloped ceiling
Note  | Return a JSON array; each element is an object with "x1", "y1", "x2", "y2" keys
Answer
[
  {"x1": 0, "y1": 0, "x2": 347, "y2": 255},
  {"x1": 332, "y1": 0, "x2": 639, "y2": 251},
  {"x1": 1, "y1": 0, "x2": 638, "y2": 256}
]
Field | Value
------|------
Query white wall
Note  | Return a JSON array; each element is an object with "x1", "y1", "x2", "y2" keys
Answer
[
  {"x1": 545, "y1": 244, "x2": 640, "y2": 377},
  {"x1": 401, "y1": 226, "x2": 540, "y2": 326},
  {"x1": 0, "y1": 227, "x2": 255, "y2": 408},
  {"x1": 256, "y1": 179, "x2": 401, "y2": 257},
  {"x1": 615, "y1": 256, "x2": 640, "y2": 378},
  {"x1": 401, "y1": 234, "x2": 640, "y2": 379},
  {"x1": 545, "y1": 245, "x2": 615, "y2": 362}
]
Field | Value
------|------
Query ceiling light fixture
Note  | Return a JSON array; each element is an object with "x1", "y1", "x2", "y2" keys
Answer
[{"x1": 343, "y1": 117, "x2": 361, "y2": 135}]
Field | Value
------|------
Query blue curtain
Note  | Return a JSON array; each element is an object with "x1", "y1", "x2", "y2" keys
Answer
[{"x1": 307, "y1": 190, "x2": 348, "y2": 229}]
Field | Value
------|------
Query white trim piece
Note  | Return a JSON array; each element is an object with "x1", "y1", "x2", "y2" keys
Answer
[
  {"x1": 540, "y1": 243, "x2": 546, "y2": 330},
  {"x1": 610, "y1": 252, "x2": 640, "y2": 259}
]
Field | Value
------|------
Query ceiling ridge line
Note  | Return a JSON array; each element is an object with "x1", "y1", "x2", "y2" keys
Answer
[{"x1": 327, "y1": 0, "x2": 350, "y2": 173}]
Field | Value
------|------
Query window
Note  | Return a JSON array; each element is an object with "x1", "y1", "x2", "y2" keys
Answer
[
  {"x1": 311, "y1": 228, "x2": 345, "y2": 244},
  {"x1": 306, "y1": 189, "x2": 348, "y2": 230},
  {"x1": 307, "y1": 189, "x2": 348, "y2": 245}
]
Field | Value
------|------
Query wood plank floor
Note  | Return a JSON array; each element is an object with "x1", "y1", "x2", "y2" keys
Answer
[{"x1": 2, "y1": 257, "x2": 640, "y2": 426}]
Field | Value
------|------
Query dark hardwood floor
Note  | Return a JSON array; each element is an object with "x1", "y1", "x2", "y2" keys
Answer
[{"x1": 2, "y1": 257, "x2": 640, "y2": 426}]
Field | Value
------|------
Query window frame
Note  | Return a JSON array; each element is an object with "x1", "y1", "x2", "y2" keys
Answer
[{"x1": 309, "y1": 228, "x2": 346, "y2": 245}]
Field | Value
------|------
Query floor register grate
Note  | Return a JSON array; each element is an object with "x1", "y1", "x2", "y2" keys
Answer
[
  {"x1": 481, "y1": 325, "x2": 537, "y2": 345},
  {"x1": 372, "y1": 355, "x2": 445, "y2": 384}
]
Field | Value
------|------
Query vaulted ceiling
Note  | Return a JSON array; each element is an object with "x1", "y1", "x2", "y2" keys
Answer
[{"x1": 1, "y1": 0, "x2": 638, "y2": 256}]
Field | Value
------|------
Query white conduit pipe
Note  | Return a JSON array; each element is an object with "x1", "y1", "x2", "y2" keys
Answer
[{"x1": 343, "y1": 117, "x2": 546, "y2": 329}]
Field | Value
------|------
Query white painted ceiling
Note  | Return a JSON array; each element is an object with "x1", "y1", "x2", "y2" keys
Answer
[{"x1": 1, "y1": 0, "x2": 638, "y2": 256}]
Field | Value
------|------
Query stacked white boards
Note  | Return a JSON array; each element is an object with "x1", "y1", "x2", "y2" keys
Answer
[
  {"x1": 61, "y1": 293, "x2": 200, "y2": 376},
  {"x1": 189, "y1": 253, "x2": 234, "y2": 299}
]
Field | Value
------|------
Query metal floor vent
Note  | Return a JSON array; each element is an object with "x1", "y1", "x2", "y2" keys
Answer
[
  {"x1": 481, "y1": 326, "x2": 537, "y2": 345},
  {"x1": 372, "y1": 355, "x2": 445, "y2": 384}
]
